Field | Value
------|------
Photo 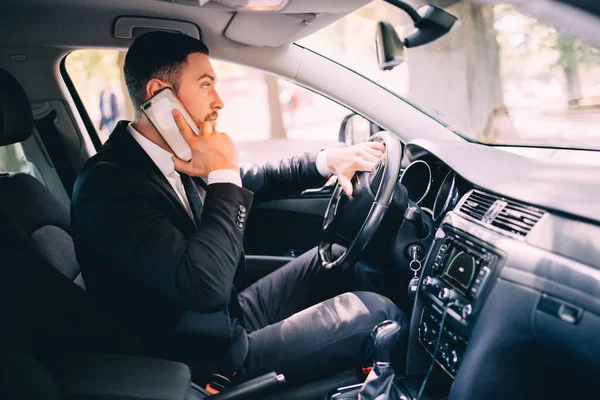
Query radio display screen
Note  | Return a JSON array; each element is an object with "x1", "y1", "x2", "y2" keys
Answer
[{"x1": 442, "y1": 244, "x2": 481, "y2": 295}]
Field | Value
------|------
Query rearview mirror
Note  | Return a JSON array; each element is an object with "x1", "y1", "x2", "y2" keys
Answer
[
  {"x1": 339, "y1": 114, "x2": 374, "y2": 146},
  {"x1": 375, "y1": 2, "x2": 457, "y2": 71},
  {"x1": 376, "y1": 21, "x2": 405, "y2": 71}
]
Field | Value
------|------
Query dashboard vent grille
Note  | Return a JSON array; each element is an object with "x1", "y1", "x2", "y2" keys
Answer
[
  {"x1": 458, "y1": 190, "x2": 545, "y2": 238},
  {"x1": 458, "y1": 190, "x2": 495, "y2": 221}
]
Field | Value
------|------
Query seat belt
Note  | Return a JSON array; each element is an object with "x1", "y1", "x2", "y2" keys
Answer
[{"x1": 33, "y1": 107, "x2": 77, "y2": 197}]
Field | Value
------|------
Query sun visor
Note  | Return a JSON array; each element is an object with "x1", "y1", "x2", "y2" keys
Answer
[
  {"x1": 224, "y1": 13, "x2": 314, "y2": 47},
  {"x1": 222, "y1": 0, "x2": 370, "y2": 47}
]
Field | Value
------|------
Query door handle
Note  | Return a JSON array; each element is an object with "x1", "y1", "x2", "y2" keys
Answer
[{"x1": 301, "y1": 176, "x2": 337, "y2": 198}]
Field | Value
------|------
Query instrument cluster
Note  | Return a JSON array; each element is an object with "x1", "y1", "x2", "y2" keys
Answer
[{"x1": 398, "y1": 158, "x2": 463, "y2": 221}]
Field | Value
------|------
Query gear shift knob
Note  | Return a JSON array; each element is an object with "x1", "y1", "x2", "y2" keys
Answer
[{"x1": 372, "y1": 320, "x2": 402, "y2": 363}]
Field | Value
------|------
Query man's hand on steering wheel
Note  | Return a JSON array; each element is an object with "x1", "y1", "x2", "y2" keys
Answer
[
  {"x1": 324, "y1": 142, "x2": 386, "y2": 196},
  {"x1": 319, "y1": 132, "x2": 404, "y2": 270}
]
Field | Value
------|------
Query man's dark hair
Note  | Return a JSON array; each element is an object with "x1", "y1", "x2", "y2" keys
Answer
[{"x1": 124, "y1": 31, "x2": 210, "y2": 109}]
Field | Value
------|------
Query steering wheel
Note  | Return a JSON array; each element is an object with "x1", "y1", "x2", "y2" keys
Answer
[{"x1": 319, "y1": 131, "x2": 403, "y2": 270}]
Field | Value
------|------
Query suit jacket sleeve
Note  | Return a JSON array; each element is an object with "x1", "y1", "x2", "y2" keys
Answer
[
  {"x1": 72, "y1": 162, "x2": 253, "y2": 313},
  {"x1": 240, "y1": 151, "x2": 327, "y2": 201}
]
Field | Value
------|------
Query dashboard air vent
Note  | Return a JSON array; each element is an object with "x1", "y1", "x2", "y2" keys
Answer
[
  {"x1": 458, "y1": 190, "x2": 496, "y2": 221},
  {"x1": 458, "y1": 190, "x2": 545, "y2": 238},
  {"x1": 491, "y1": 201, "x2": 544, "y2": 237}
]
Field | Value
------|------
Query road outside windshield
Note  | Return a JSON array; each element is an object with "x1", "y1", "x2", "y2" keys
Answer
[{"x1": 298, "y1": 0, "x2": 600, "y2": 151}]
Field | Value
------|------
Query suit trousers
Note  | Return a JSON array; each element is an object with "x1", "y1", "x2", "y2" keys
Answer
[{"x1": 237, "y1": 245, "x2": 405, "y2": 384}]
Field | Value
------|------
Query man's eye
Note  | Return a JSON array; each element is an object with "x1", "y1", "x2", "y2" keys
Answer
[{"x1": 202, "y1": 82, "x2": 211, "y2": 89}]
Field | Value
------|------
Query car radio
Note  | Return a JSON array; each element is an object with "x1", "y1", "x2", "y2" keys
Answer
[
  {"x1": 418, "y1": 227, "x2": 500, "y2": 377},
  {"x1": 424, "y1": 228, "x2": 498, "y2": 303}
]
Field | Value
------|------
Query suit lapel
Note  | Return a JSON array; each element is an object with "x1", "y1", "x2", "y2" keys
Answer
[{"x1": 107, "y1": 122, "x2": 196, "y2": 234}]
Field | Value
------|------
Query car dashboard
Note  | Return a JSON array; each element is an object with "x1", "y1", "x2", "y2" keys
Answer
[{"x1": 394, "y1": 139, "x2": 600, "y2": 399}]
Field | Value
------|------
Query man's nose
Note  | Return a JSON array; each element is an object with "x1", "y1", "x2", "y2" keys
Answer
[{"x1": 212, "y1": 91, "x2": 224, "y2": 111}]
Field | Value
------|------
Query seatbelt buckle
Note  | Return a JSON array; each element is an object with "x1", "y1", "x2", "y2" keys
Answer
[
  {"x1": 361, "y1": 365, "x2": 373, "y2": 375},
  {"x1": 205, "y1": 373, "x2": 232, "y2": 394}
]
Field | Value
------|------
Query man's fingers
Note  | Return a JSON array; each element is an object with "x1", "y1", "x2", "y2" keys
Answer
[
  {"x1": 365, "y1": 142, "x2": 385, "y2": 152},
  {"x1": 354, "y1": 159, "x2": 377, "y2": 172},
  {"x1": 172, "y1": 109, "x2": 196, "y2": 143},
  {"x1": 361, "y1": 145, "x2": 385, "y2": 158},
  {"x1": 199, "y1": 120, "x2": 214, "y2": 136},
  {"x1": 338, "y1": 175, "x2": 353, "y2": 197},
  {"x1": 360, "y1": 153, "x2": 381, "y2": 164},
  {"x1": 172, "y1": 156, "x2": 195, "y2": 175}
]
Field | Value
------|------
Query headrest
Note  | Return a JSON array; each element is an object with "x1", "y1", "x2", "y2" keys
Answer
[{"x1": 0, "y1": 69, "x2": 33, "y2": 146}]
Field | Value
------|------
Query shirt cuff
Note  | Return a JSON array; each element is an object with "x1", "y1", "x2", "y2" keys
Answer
[
  {"x1": 315, "y1": 150, "x2": 332, "y2": 177},
  {"x1": 207, "y1": 169, "x2": 242, "y2": 187}
]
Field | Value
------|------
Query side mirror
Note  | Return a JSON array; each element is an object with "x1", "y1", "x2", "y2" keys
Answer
[
  {"x1": 376, "y1": 21, "x2": 405, "y2": 71},
  {"x1": 339, "y1": 113, "x2": 376, "y2": 146}
]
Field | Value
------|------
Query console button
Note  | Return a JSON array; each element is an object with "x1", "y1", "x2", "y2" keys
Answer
[
  {"x1": 446, "y1": 349, "x2": 461, "y2": 370},
  {"x1": 461, "y1": 304, "x2": 472, "y2": 319},
  {"x1": 419, "y1": 321, "x2": 429, "y2": 340},
  {"x1": 422, "y1": 276, "x2": 436, "y2": 288}
]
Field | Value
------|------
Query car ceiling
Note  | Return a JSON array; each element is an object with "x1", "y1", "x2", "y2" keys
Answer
[{"x1": 0, "y1": 0, "x2": 370, "y2": 49}]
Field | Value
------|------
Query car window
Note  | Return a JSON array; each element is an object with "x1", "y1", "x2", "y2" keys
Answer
[
  {"x1": 64, "y1": 50, "x2": 347, "y2": 164},
  {"x1": 299, "y1": 0, "x2": 600, "y2": 151},
  {"x1": 0, "y1": 143, "x2": 30, "y2": 174}
]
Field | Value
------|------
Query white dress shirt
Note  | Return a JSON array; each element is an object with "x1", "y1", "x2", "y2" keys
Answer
[
  {"x1": 127, "y1": 123, "x2": 331, "y2": 218},
  {"x1": 128, "y1": 123, "x2": 242, "y2": 219}
]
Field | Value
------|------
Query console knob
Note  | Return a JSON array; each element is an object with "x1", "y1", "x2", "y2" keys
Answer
[
  {"x1": 461, "y1": 304, "x2": 472, "y2": 319},
  {"x1": 422, "y1": 276, "x2": 436, "y2": 287},
  {"x1": 446, "y1": 349, "x2": 460, "y2": 370},
  {"x1": 419, "y1": 321, "x2": 429, "y2": 340},
  {"x1": 439, "y1": 287, "x2": 457, "y2": 302}
]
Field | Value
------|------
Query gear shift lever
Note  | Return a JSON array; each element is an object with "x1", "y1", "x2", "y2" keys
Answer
[
  {"x1": 357, "y1": 320, "x2": 408, "y2": 400},
  {"x1": 372, "y1": 320, "x2": 402, "y2": 363}
]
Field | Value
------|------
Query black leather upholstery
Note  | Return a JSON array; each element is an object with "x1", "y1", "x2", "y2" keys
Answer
[
  {"x1": 57, "y1": 353, "x2": 192, "y2": 400},
  {"x1": 0, "y1": 69, "x2": 85, "y2": 288},
  {"x1": 0, "y1": 173, "x2": 85, "y2": 288},
  {"x1": 0, "y1": 348, "x2": 64, "y2": 400},
  {"x1": 0, "y1": 69, "x2": 33, "y2": 146},
  {"x1": 1, "y1": 347, "x2": 194, "y2": 400}
]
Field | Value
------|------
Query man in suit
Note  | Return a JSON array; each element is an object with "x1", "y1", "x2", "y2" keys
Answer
[{"x1": 71, "y1": 31, "x2": 406, "y2": 384}]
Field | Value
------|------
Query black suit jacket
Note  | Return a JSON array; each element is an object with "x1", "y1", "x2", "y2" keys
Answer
[{"x1": 71, "y1": 121, "x2": 326, "y2": 368}]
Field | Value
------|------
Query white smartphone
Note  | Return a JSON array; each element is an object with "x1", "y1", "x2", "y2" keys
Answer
[{"x1": 140, "y1": 87, "x2": 199, "y2": 161}]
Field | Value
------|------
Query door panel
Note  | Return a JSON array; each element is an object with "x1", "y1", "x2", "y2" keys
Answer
[
  {"x1": 242, "y1": 255, "x2": 295, "y2": 289},
  {"x1": 244, "y1": 196, "x2": 328, "y2": 257}
]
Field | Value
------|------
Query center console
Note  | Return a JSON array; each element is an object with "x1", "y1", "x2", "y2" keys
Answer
[
  {"x1": 417, "y1": 225, "x2": 501, "y2": 378},
  {"x1": 329, "y1": 224, "x2": 503, "y2": 399}
]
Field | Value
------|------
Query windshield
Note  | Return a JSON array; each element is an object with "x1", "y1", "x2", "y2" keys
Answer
[{"x1": 298, "y1": 0, "x2": 600, "y2": 151}]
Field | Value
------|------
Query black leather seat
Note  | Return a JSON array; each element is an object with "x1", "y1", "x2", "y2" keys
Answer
[
  {"x1": 0, "y1": 68, "x2": 195, "y2": 397},
  {"x1": 0, "y1": 347, "x2": 194, "y2": 400},
  {"x1": 0, "y1": 68, "x2": 84, "y2": 289}
]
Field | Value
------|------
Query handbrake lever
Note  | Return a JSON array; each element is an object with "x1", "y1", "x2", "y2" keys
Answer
[{"x1": 210, "y1": 372, "x2": 285, "y2": 400}]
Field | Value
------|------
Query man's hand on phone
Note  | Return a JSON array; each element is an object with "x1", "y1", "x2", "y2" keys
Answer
[{"x1": 171, "y1": 109, "x2": 239, "y2": 178}]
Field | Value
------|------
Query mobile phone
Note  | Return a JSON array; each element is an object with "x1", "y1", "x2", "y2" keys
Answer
[{"x1": 140, "y1": 87, "x2": 199, "y2": 161}]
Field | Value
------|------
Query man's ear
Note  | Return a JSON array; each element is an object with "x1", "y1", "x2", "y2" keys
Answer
[{"x1": 146, "y1": 79, "x2": 168, "y2": 99}]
